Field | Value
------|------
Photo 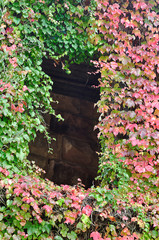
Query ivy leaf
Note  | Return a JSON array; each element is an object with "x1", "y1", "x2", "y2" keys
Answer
[
  {"x1": 55, "y1": 236, "x2": 63, "y2": 240},
  {"x1": 151, "y1": 230, "x2": 159, "y2": 238},
  {"x1": 67, "y1": 231, "x2": 77, "y2": 240},
  {"x1": 90, "y1": 231, "x2": 103, "y2": 240},
  {"x1": 42, "y1": 205, "x2": 52, "y2": 213},
  {"x1": 0, "y1": 222, "x2": 6, "y2": 230},
  {"x1": 126, "y1": 99, "x2": 135, "y2": 108},
  {"x1": 13, "y1": 17, "x2": 21, "y2": 25},
  {"x1": 0, "y1": 213, "x2": 4, "y2": 221},
  {"x1": 82, "y1": 205, "x2": 92, "y2": 217}
]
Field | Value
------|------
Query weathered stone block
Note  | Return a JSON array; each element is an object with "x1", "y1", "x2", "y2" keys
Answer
[
  {"x1": 79, "y1": 100, "x2": 99, "y2": 120},
  {"x1": 29, "y1": 132, "x2": 49, "y2": 158},
  {"x1": 46, "y1": 159, "x2": 55, "y2": 180},
  {"x1": 62, "y1": 136, "x2": 96, "y2": 165},
  {"x1": 51, "y1": 93, "x2": 80, "y2": 115}
]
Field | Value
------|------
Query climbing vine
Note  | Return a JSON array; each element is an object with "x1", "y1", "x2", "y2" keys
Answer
[
  {"x1": 0, "y1": 0, "x2": 159, "y2": 239},
  {"x1": 0, "y1": 0, "x2": 96, "y2": 173},
  {"x1": 94, "y1": 0, "x2": 159, "y2": 189}
]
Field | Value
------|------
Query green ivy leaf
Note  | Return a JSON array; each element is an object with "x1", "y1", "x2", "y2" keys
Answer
[
  {"x1": 55, "y1": 236, "x2": 63, "y2": 240},
  {"x1": 67, "y1": 231, "x2": 77, "y2": 240}
]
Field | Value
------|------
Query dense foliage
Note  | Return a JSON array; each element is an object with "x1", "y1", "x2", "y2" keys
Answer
[
  {"x1": 94, "y1": 0, "x2": 159, "y2": 190},
  {"x1": 0, "y1": 167, "x2": 159, "y2": 240},
  {"x1": 0, "y1": 0, "x2": 159, "y2": 239},
  {"x1": 0, "y1": 0, "x2": 96, "y2": 174}
]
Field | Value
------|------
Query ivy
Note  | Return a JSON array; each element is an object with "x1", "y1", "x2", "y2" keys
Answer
[
  {"x1": 0, "y1": 0, "x2": 159, "y2": 239},
  {"x1": 94, "y1": 0, "x2": 159, "y2": 187},
  {"x1": 0, "y1": 167, "x2": 159, "y2": 239},
  {"x1": 91, "y1": 0, "x2": 159, "y2": 237},
  {"x1": 0, "y1": 0, "x2": 96, "y2": 174}
]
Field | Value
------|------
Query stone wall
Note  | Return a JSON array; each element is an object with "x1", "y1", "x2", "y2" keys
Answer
[{"x1": 29, "y1": 93, "x2": 99, "y2": 188}]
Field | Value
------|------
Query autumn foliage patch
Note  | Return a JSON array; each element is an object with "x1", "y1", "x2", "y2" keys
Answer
[
  {"x1": 0, "y1": 167, "x2": 159, "y2": 239},
  {"x1": 0, "y1": 0, "x2": 159, "y2": 239},
  {"x1": 94, "y1": 0, "x2": 159, "y2": 189}
]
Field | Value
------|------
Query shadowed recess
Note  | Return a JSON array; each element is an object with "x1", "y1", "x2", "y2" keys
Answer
[{"x1": 29, "y1": 60, "x2": 100, "y2": 188}]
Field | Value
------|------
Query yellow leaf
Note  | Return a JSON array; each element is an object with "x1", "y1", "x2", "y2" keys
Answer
[
  {"x1": 138, "y1": 219, "x2": 145, "y2": 228},
  {"x1": 154, "y1": 109, "x2": 159, "y2": 116}
]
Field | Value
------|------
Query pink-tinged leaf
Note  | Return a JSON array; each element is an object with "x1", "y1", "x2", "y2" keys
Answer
[
  {"x1": 22, "y1": 85, "x2": 28, "y2": 91},
  {"x1": 35, "y1": 214, "x2": 43, "y2": 223},
  {"x1": 0, "y1": 80, "x2": 5, "y2": 85},
  {"x1": 90, "y1": 231, "x2": 103, "y2": 240},
  {"x1": 21, "y1": 204, "x2": 30, "y2": 212},
  {"x1": 21, "y1": 182, "x2": 28, "y2": 189},
  {"x1": 135, "y1": 166, "x2": 145, "y2": 173},
  {"x1": 140, "y1": 2, "x2": 147, "y2": 9},
  {"x1": 0, "y1": 167, "x2": 10, "y2": 176},
  {"x1": 126, "y1": 124, "x2": 138, "y2": 131},
  {"x1": 126, "y1": 99, "x2": 135, "y2": 108},
  {"x1": 64, "y1": 211, "x2": 77, "y2": 225},
  {"x1": 139, "y1": 129, "x2": 147, "y2": 138},
  {"x1": 16, "y1": 213, "x2": 24, "y2": 221},
  {"x1": 82, "y1": 205, "x2": 92, "y2": 217},
  {"x1": 145, "y1": 165, "x2": 153, "y2": 172},
  {"x1": 131, "y1": 68, "x2": 141, "y2": 76},
  {"x1": 142, "y1": 173, "x2": 151, "y2": 178},
  {"x1": 121, "y1": 223, "x2": 125, "y2": 228},
  {"x1": 132, "y1": 232, "x2": 139, "y2": 239},
  {"x1": 42, "y1": 205, "x2": 52, "y2": 213},
  {"x1": 113, "y1": 128, "x2": 119, "y2": 136},
  {"x1": 20, "y1": 219, "x2": 26, "y2": 226},
  {"x1": 22, "y1": 191, "x2": 30, "y2": 197},
  {"x1": 17, "y1": 103, "x2": 24, "y2": 113},
  {"x1": 7, "y1": 226, "x2": 15, "y2": 234},
  {"x1": 32, "y1": 189, "x2": 42, "y2": 198},
  {"x1": 17, "y1": 231, "x2": 28, "y2": 238},
  {"x1": 0, "y1": 87, "x2": 4, "y2": 92},
  {"x1": 120, "y1": 227, "x2": 131, "y2": 236},
  {"x1": 14, "y1": 188, "x2": 23, "y2": 196},
  {"x1": 131, "y1": 217, "x2": 137, "y2": 222},
  {"x1": 31, "y1": 202, "x2": 40, "y2": 214},
  {"x1": 123, "y1": 216, "x2": 128, "y2": 221},
  {"x1": 71, "y1": 202, "x2": 81, "y2": 210},
  {"x1": 9, "y1": 57, "x2": 18, "y2": 68},
  {"x1": 100, "y1": 210, "x2": 108, "y2": 218},
  {"x1": 22, "y1": 197, "x2": 34, "y2": 203},
  {"x1": 3, "y1": 169, "x2": 9, "y2": 176},
  {"x1": 6, "y1": 27, "x2": 14, "y2": 33},
  {"x1": 110, "y1": 62, "x2": 118, "y2": 69},
  {"x1": 133, "y1": 93, "x2": 140, "y2": 99},
  {"x1": 65, "y1": 217, "x2": 75, "y2": 225}
]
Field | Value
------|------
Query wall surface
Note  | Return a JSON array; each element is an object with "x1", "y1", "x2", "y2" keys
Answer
[{"x1": 29, "y1": 94, "x2": 99, "y2": 187}]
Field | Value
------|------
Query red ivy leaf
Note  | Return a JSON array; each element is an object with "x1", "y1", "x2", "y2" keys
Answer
[
  {"x1": 90, "y1": 231, "x2": 103, "y2": 240},
  {"x1": 82, "y1": 205, "x2": 92, "y2": 217},
  {"x1": 42, "y1": 205, "x2": 52, "y2": 213}
]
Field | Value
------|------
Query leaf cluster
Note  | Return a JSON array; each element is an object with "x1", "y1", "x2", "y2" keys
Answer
[{"x1": 0, "y1": 167, "x2": 159, "y2": 239}]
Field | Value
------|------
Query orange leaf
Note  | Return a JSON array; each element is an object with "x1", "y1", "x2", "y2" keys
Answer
[
  {"x1": 108, "y1": 215, "x2": 116, "y2": 222},
  {"x1": 154, "y1": 109, "x2": 159, "y2": 116}
]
